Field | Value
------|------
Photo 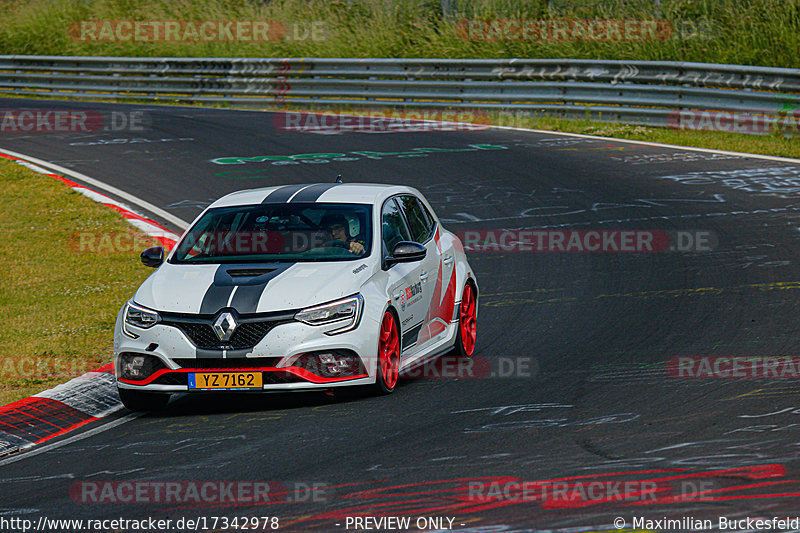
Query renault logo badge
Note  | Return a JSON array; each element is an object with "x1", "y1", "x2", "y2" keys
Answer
[{"x1": 213, "y1": 311, "x2": 238, "y2": 341}]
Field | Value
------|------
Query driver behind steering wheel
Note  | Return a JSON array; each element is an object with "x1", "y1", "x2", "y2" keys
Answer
[{"x1": 321, "y1": 213, "x2": 365, "y2": 255}]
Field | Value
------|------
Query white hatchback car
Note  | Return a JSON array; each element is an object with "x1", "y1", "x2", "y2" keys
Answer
[{"x1": 114, "y1": 182, "x2": 478, "y2": 410}]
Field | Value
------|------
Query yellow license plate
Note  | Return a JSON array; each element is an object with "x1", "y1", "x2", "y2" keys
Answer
[{"x1": 189, "y1": 372, "x2": 263, "y2": 390}]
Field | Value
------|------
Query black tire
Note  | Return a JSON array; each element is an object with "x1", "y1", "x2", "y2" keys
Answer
[{"x1": 118, "y1": 387, "x2": 170, "y2": 411}]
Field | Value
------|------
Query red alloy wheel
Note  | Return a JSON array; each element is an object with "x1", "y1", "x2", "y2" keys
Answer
[
  {"x1": 378, "y1": 311, "x2": 400, "y2": 390},
  {"x1": 459, "y1": 284, "x2": 477, "y2": 356}
]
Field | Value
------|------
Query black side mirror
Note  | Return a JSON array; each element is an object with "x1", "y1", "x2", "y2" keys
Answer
[
  {"x1": 140, "y1": 246, "x2": 164, "y2": 268},
  {"x1": 385, "y1": 241, "x2": 426, "y2": 267}
]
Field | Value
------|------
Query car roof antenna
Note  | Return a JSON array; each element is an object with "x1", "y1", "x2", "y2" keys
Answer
[{"x1": 335, "y1": 174, "x2": 343, "y2": 183}]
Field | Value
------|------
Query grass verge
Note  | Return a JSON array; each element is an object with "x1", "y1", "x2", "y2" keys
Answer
[
  {"x1": 0, "y1": 0, "x2": 799, "y2": 67},
  {"x1": 0, "y1": 158, "x2": 157, "y2": 406}
]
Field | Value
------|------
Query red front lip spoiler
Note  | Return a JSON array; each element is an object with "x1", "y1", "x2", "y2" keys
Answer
[{"x1": 118, "y1": 366, "x2": 368, "y2": 386}]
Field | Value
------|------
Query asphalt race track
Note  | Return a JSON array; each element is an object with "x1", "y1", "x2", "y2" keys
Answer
[{"x1": 3, "y1": 99, "x2": 800, "y2": 531}]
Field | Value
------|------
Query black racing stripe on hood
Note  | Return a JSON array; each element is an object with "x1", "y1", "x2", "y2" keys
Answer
[
  {"x1": 229, "y1": 263, "x2": 294, "y2": 314},
  {"x1": 290, "y1": 183, "x2": 339, "y2": 202},
  {"x1": 261, "y1": 184, "x2": 308, "y2": 203},
  {"x1": 199, "y1": 267, "x2": 236, "y2": 314}
]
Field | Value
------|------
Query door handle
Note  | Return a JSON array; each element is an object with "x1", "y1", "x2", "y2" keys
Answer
[
  {"x1": 443, "y1": 255, "x2": 454, "y2": 265},
  {"x1": 419, "y1": 271, "x2": 429, "y2": 282},
  {"x1": 394, "y1": 292, "x2": 402, "y2": 301}
]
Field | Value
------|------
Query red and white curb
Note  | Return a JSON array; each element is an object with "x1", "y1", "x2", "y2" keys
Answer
[
  {"x1": 0, "y1": 152, "x2": 181, "y2": 457},
  {"x1": 0, "y1": 365, "x2": 120, "y2": 457}
]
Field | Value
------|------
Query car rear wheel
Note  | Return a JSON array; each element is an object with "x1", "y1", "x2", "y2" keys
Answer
[
  {"x1": 374, "y1": 310, "x2": 400, "y2": 394},
  {"x1": 453, "y1": 282, "x2": 477, "y2": 357},
  {"x1": 118, "y1": 388, "x2": 170, "y2": 411}
]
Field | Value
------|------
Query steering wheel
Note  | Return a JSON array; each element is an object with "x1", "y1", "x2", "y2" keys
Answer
[{"x1": 323, "y1": 239, "x2": 350, "y2": 249}]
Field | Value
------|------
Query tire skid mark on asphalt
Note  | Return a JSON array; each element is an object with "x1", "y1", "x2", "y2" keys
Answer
[
  {"x1": 473, "y1": 205, "x2": 800, "y2": 230},
  {"x1": 723, "y1": 386, "x2": 800, "y2": 400},
  {"x1": 261, "y1": 465, "x2": 800, "y2": 529},
  {"x1": 4, "y1": 110, "x2": 800, "y2": 524},
  {"x1": 480, "y1": 280, "x2": 800, "y2": 307}
]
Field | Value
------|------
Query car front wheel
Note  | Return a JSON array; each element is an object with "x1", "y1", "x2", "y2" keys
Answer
[
  {"x1": 374, "y1": 310, "x2": 400, "y2": 394},
  {"x1": 453, "y1": 282, "x2": 477, "y2": 357}
]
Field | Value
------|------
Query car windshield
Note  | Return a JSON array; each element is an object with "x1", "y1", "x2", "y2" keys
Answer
[{"x1": 171, "y1": 202, "x2": 372, "y2": 263}]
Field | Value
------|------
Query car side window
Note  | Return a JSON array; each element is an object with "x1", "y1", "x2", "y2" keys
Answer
[
  {"x1": 397, "y1": 195, "x2": 434, "y2": 243},
  {"x1": 381, "y1": 198, "x2": 412, "y2": 254}
]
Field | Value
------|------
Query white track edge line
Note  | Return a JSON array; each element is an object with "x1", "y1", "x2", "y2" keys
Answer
[
  {"x1": 490, "y1": 124, "x2": 800, "y2": 164},
  {"x1": 0, "y1": 146, "x2": 190, "y2": 230}
]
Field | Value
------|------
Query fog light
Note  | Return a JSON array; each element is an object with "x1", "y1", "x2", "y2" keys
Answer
[
  {"x1": 125, "y1": 356, "x2": 146, "y2": 378},
  {"x1": 319, "y1": 353, "x2": 339, "y2": 375},
  {"x1": 292, "y1": 350, "x2": 365, "y2": 379},
  {"x1": 118, "y1": 353, "x2": 167, "y2": 381}
]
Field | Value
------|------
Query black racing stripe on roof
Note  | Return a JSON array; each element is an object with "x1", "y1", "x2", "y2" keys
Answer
[
  {"x1": 289, "y1": 183, "x2": 340, "y2": 203},
  {"x1": 261, "y1": 184, "x2": 309, "y2": 204}
]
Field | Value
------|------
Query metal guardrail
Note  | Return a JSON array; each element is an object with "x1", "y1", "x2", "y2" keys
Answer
[{"x1": 1, "y1": 55, "x2": 798, "y2": 131}]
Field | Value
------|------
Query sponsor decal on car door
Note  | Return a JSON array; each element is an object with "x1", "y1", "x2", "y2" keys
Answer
[
  {"x1": 390, "y1": 264, "x2": 423, "y2": 355},
  {"x1": 415, "y1": 227, "x2": 456, "y2": 350},
  {"x1": 381, "y1": 197, "x2": 423, "y2": 355}
]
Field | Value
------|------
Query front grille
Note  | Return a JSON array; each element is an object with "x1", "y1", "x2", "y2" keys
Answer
[
  {"x1": 162, "y1": 320, "x2": 287, "y2": 350},
  {"x1": 173, "y1": 357, "x2": 282, "y2": 369}
]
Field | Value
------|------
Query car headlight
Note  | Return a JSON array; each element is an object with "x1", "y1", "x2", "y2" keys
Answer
[
  {"x1": 123, "y1": 301, "x2": 160, "y2": 338},
  {"x1": 294, "y1": 294, "x2": 364, "y2": 335}
]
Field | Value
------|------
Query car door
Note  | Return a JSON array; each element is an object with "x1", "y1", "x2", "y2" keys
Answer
[
  {"x1": 381, "y1": 197, "x2": 425, "y2": 359},
  {"x1": 395, "y1": 194, "x2": 448, "y2": 356}
]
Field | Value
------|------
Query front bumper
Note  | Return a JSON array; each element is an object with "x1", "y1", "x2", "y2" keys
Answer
[{"x1": 113, "y1": 307, "x2": 379, "y2": 392}]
